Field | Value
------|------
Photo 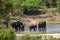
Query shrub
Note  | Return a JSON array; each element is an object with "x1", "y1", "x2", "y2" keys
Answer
[
  {"x1": 0, "y1": 24, "x2": 6, "y2": 29},
  {"x1": 0, "y1": 28, "x2": 16, "y2": 40}
]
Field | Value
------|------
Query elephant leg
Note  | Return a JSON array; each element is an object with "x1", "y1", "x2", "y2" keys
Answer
[
  {"x1": 34, "y1": 28, "x2": 35, "y2": 31},
  {"x1": 19, "y1": 27, "x2": 21, "y2": 31},
  {"x1": 38, "y1": 28, "x2": 42, "y2": 31},
  {"x1": 23, "y1": 28, "x2": 24, "y2": 31},
  {"x1": 15, "y1": 27, "x2": 18, "y2": 32},
  {"x1": 22, "y1": 26, "x2": 25, "y2": 31},
  {"x1": 44, "y1": 26, "x2": 46, "y2": 31},
  {"x1": 30, "y1": 28, "x2": 32, "y2": 31},
  {"x1": 35, "y1": 28, "x2": 37, "y2": 31},
  {"x1": 19, "y1": 28, "x2": 21, "y2": 31},
  {"x1": 20, "y1": 27, "x2": 24, "y2": 31}
]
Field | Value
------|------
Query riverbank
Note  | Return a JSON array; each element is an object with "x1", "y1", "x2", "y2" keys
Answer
[
  {"x1": 16, "y1": 34, "x2": 60, "y2": 38},
  {"x1": 10, "y1": 12, "x2": 60, "y2": 27},
  {"x1": 19, "y1": 13, "x2": 60, "y2": 27}
]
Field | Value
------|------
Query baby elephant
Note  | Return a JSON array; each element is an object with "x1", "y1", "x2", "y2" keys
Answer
[{"x1": 29, "y1": 25, "x2": 37, "y2": 31}]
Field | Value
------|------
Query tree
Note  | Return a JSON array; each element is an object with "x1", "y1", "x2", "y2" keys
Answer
[
  {"x1": 51, "y1": 0, "x2": 57, "y2": 8},
  {"x1": 0, "y1": 0, "x2": 13, "y2": 27},
  {"x1": 9, "y1": 0, "x2": 45, "y2": 16},
  {"x1": 57, "y1": 0, "x2": 60, "y2": 13}
]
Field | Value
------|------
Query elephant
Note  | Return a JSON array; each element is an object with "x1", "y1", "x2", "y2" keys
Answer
[
  {"x1": 11, "y1": 21, "x2": 25, "y2": 32},
  {"x1": 29, "y1": 25, "x2": 37, "y2": 31},
  {"x1": 16, "y1": 21, "x2": 25, "y2": 31},
  {"x1": 11, "y1": 22, "x2": 18, "y2": 32},
  {"x1": 38, "y1": 21, "x2": 46, "y2": 31}
]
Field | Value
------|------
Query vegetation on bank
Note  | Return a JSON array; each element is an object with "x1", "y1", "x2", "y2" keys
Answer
[
  {"x1": 0, "y1": 24, "x2": 16, "y2": 40},
  {"x1": 16, "y1": 35, "x2": 60, "y2": 40}
]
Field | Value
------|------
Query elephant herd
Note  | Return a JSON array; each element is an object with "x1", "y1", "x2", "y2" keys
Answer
[
  {"x1": 10, "y1": 21, "x2": 46, "y2": 32},
  {"x1": 29, "y1": 21, "x2": 46, "y2": 31},
  {"x1": 11, "y1": 21, "x2": 25, "y2": 32}
]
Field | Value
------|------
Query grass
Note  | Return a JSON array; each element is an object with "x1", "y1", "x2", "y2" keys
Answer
[
  {"x1": 16, "y1": 31, "x2": 46, "y2": 34},
  {"x1": 16, "y1": 34, "x2": 60, "y2": 40}
]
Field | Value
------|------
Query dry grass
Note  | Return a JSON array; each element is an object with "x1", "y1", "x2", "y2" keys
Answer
[{"x1": 19, "y1": 13, "x2": 60, "y2": 27}]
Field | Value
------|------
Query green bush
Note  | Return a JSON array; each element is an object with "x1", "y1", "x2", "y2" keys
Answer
[
  {"x1": 0, "y1": 28, "x2": 16, "y2": 40},
  {"x1": 0, "y1": 24, "x2": 6, "y2": 29}
]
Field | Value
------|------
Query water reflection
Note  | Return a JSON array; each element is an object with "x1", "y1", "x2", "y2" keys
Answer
[
  {"x1": 24, "y1": 24, "x2": 60, "y2": 33},
  {"x1": 16, "y1": 24, "x2": 60, "y2": 33},
  {"x1": 47, "y1": 24, "x2": 60, "y2": 32}
]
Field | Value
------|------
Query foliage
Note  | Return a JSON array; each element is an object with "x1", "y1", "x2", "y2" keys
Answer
[
  {"x1": 0, "y1": 0, "x2": 13, "y2": 27},
  {"x1": 16, "y1": 35, "x2": 60, "y2": 40},
  {"x1": 57, "y1": 0, "x2": 60, "y2": 13},
  {"x1": 10, "y1": 0, "x2": 43, "y2": 8},
  {"x1": 0, "y1": 0, "x2": 13, "y2": 19},
  {"x1": 0, "y1": 28, "x2": 16, "y2": 40},
  {"x1": 0, "y1": 24, "x2": 6, "y2": 29},
  {"x1": 9, "y1": 0, "x2": 45, "y2": 16},
  {"x1": 0, "y1": 0, "x2": 57, "y2": 17},
  {"x1": 9, "y1": 0, "x2": 58, "y2": 16}
]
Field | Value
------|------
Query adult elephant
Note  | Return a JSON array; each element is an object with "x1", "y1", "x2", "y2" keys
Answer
[
  {"x1": 29, "y1": 24, "x2": 37, "y2": 31},
  {"x1": 38, "y1": 21, "x2": 46, "y2": 31},
  {"x1": 11, "y1": 21, "x2": 25, "y2": 32},
  {"x1": 16, "y1": 21, "x2": 25, "y2": 31},
  {"x1": 11, "y1": 22, "x2": 18, "y2": 32}
]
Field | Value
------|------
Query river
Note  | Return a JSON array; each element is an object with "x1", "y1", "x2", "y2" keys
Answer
[
  {"x1": 47, "y1": 24, "x2": 60, "y2": 33},
  {"x1": 17, "y1": 24, "x2": 60, "y2": 33}
]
